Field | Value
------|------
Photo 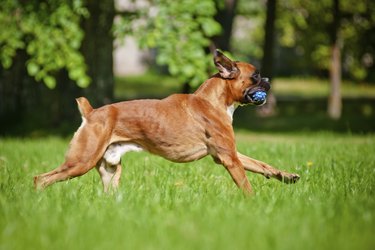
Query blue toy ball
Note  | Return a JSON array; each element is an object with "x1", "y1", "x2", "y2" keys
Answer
[{"x1": 252, "y1": 91, "x2": 267, "y2": 103}]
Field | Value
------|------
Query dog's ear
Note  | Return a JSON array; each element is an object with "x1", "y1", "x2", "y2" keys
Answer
[{"x1": 213, "y1": 50, "x2": 239, "y2": 79}]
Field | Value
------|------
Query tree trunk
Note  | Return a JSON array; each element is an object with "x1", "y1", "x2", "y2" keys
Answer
[
  {"x1": 257, "y1": 0, "x2": 277, "y2": 117},
  {"x1": 212, "y1": 0, "x2": 238, "y2": 51},
  {"x1": 0, "y1": 50, "x2": 82, "y2": 134},
  {"x1": 261, "y1": 0, "x2": 276, "y2": 79},
  {"x1": 0, "y1": 50, "x2": 28, "y2": 121},
  {"x1": 0, "y1": 0, "x2": 115, "y2": 134},
  {"x1": 327, "y1": 0, "x2": 342, "y2": 120},
  {"x1": 81, "y1": 0, "x2": 115, "y2": 107},
  {"x1": 181, "y1": 81, "x2": 192, "y2": 94},
  {"x1": 50, "y1": 71, "x2": 82, "y2": 127}
]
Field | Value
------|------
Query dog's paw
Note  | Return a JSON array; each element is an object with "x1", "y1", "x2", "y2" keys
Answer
[
  {"x1": 33, "y1": 175, "x2": 45, "y2": 191},
  {"x1": 277, "y1": 172, "x2": 300, "y2": 184}
]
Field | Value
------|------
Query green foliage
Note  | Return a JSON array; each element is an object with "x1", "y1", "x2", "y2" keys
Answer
[
  {"x1": 231, "y1": 1, "x2": 265, "y2": 61},
  {"x1": 115, "y1": 0, "x2": 221, "y2": 86},
  {"x1": 0, "y1": 0, "x2": 90, "y2": 88},
  {"x1": 0, "y1": 133, "x2": 374, "y2": 249},
  {"x1": 276, "y1": 0, "x2": 375, "y2": 81},
  {"x1": 233, "y1": 0, "x2": 375, "y2": 81}
]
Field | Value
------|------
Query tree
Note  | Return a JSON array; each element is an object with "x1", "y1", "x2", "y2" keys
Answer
[
  {"x1": 328, "y1": 0, "x2": 342, "y2": 119},
  {"x1": 274, "y1": 0, "x2": 374, "y2": 119},
  {"x1": 258, "y1": 0, "x2": 277, "y2": 117},
  {"x1": 115, "y1": 0, "x2": 221, "y2": 88},
  {"x1": 1, "y1": 0, "x2": 222, "y2": 133},
  {"x1": 0, "y1": 0, "x2": 115, "y2": 132},
  {"x1": 261, "y1": 0, "x2": 276, "y2": 79},
  {"x1": 81, "y1": 0, "x2": 115, "y2": 107},
  {"x1": 212, "y1": 0, "x2": 238, "y2": 52},
  {"x1": 0, "y1": 0, "x2": 89, "y2": 130},
  {"x1": 0, "y1": 0, "x2": 90, "y2": 89}
]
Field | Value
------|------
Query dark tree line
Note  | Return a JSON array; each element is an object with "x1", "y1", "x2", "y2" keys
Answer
[{"x1": 1, "y1": 0, "x2": 374, "y2": 134}]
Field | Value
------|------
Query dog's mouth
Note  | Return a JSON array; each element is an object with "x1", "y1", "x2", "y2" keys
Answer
[
  {"x1": 244, "y1": 89, "x2": 267, "y2": 106},
  {"x1": 243, "y1": 77, "x2": 270, "y2": 106}
]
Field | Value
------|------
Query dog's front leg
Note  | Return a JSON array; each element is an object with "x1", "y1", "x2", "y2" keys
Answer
[
  {"x1": 211, "y1": 150, "x2": 253, "y2": 195},
  {"x1": 96, "y1": 159, "x2": 122, "y2": 193},
  {"x1": 225, "y1": 161, "x2": 253, "y2": 195},
  {"x1": 237, "y1": 152, "x2": 300, "y2": 184}
]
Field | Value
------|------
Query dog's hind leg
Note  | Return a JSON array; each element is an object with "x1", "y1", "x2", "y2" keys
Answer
[
  {"x1": 34, "y1": 161, "x2": 97, "y2": 189},
  {"x1": 237, "y1": 152, "x2": 300, "y2": 184},
  {"x1": 34, "y1": 97, "x2": 119, "y2": 190},
  {"x1": 34, "y1": 125, "x2": 112, "y2": 190},
  {"x1": 96, "y1": 159, "x2": 122, "y2": 193}
]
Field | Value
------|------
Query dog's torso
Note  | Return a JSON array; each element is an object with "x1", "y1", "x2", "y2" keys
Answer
[{"x1": 86, "y1": 93, "x2": 234, "y2": 164}]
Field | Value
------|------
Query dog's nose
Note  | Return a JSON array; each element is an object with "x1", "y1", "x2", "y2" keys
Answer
[{"x1": 260, "y1": 78, "x2": 271, "y2": 92}]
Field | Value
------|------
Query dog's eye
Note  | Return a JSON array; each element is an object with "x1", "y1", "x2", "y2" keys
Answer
[{"x1": 251, "y1": 70, "x2": 260, "y2": 84}]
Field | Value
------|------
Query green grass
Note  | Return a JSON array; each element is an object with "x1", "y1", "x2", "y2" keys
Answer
[
  {"x1": 1, "y1": 132, "x2": 374, "y2": 250},
  {"x1": 273, "y1": 77, "x2": 375, "y2": 98},
  {"x1": 116, "y1": 73, "x2": 179, "y2": 99},
  {"x1": 115, "y1": 73, "x2": 375, "y2": 99}
]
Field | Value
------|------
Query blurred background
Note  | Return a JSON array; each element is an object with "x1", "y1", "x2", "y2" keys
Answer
[{"x1": 1, "y1": 0, "x2": 374, "y2": 136}]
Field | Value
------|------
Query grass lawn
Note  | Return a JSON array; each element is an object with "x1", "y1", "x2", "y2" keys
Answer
[
  {"x1": 115, "y1": 74, "x2": 375, "y2": 99},
  {"x1": 272, "y1": 77, "x2": 375, "y2": 98},
  {"x1": 0, "y1": 132, "x2": 374, "y2": 250}
]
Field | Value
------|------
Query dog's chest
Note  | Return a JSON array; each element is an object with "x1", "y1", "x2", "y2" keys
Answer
[{"x1": 226, "y1": 103, "x2": 239, "y2": 122}]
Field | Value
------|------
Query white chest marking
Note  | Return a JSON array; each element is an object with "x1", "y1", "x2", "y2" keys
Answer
[
  {"x1": 104, "y1": 143, "x2": 143, "y2": 165},
  {"x1": 226, "y1": 103, "x2": 239, "y2": 122}
]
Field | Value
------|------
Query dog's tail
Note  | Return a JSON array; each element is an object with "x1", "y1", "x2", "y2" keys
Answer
[{"x1": 76, "y1": 97, "x2": 93, "y2": 118}]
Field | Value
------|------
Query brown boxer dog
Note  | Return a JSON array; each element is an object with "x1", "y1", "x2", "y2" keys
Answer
[{"x1": 34, "y1": 50, "x2": 300, "y2": 194}]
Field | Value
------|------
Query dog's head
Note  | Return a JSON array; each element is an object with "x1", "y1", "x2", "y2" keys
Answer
[{"x1": 214, "y1": 50, "x2": 270, "y2": 106}]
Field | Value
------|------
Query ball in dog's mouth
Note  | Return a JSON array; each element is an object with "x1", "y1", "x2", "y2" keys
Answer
[{"x1": 250, "y1": 91, "x2": 267, "y2": 105}]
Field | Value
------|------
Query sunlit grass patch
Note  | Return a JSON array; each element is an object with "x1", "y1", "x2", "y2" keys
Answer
[
  {"x1": 0, "y1": 133, "x2": 374, "y2": 250},
  {"x1": 273, "y1": 77, "x2": 375, "y2": 98}
]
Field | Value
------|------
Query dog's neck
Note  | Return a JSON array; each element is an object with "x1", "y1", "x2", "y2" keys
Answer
[
  {"x1": 194, "y1": 75, "x2": 238, "y2": 112},
  {"x1": 194, "y1": 76, "x2": 240, "y2": 121}
]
